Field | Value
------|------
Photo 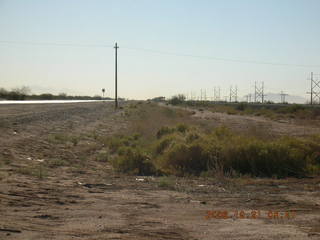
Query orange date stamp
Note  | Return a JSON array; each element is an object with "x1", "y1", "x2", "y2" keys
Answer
[{"x1": 205, "y1": 210, "x2": 296, "y2": 220}]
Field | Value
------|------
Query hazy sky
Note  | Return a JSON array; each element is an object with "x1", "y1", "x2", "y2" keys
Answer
[{"x1": 0, "y1": 0, "x2": 320, "y2": 100}]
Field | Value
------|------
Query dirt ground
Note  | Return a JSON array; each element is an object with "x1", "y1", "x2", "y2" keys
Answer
[{"x1": 1, "y1": 102, "x2": 320, "y2": 240}]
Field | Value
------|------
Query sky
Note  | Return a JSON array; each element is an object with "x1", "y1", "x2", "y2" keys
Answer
[{"x1": 0, "y1": 0, "x2": 320, "y2": 101}]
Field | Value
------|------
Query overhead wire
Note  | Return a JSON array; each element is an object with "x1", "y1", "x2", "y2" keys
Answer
[{"x1": 0, "y1": 40, "x2": 319, "y2": 68}]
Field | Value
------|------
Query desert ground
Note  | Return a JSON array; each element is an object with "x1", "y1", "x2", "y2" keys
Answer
[{"x1": 0, "y1": 101, "x2": 320, "y2": 240}]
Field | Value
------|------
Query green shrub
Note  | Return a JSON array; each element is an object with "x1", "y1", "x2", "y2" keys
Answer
[
  {"x1": 96, "y1": 150, "x2": 109, "y2": 162},
  {"x1": 168, "y1": 94, "x2": 185, "y2": 105},
  {"x1": 176, "y1": 123, "x2": 189, "y2": 133},
  {"x1": 158, "y1": 176, "x2": 175, "y2": 189},
  {"x1": 156, "y1": 126, "x2": 174, "y2": 139},
  {"x1": 186, "y1": 132, "x2": 200, "y2": 143},
  {"x1": 157, "y1": 141, "x2": 213, "y2": 176},
  {"x1": 154, "y1": 126, "x2": 316, "y2": 178},
  {"x1": 111, "y1": 147, "x2": 155, "y2": 175},
  {"x1": 107, "y1": 123, "x2": 320, "y2": 178},
  {"x1": 47, "y1": 158, "x2": 69, "y2": 168},
  {"x1": 154, "y1": 136, "x2": 175, "y2": 154},
  {"x1": 235, "y1": 103, "x2": 247, "y2": 111},
  {"x1": 224, "y1": 139, "x2": 307, "y2": 177},
  {"x1": 106, "y1": 135, "x2": 139, "y2": 153}
]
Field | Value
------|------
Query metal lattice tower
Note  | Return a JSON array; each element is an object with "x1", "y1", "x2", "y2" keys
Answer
[
  {"x1": 280, "y1": 91, "x2": 288, "y2": 104},
  {"x1": 214, "y1": 87, "x2": 221, "y2": 102},
  {"x1": 254, "y1": 81, "x2": 265, "y2": 103},
  {"x1": 307, "y1": 72, "x2": 320, "y2": 105},
  {"x1": 229, "y1": 86, "x2": 238, "y2": 102},
  {"x1": 245, "y1": 93, "x2": 252, "y2": 103}
]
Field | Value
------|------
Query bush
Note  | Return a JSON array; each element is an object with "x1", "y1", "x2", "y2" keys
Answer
[
  {"x1": 111, "y1": 147, "x2": 155, "y2": 175},
  {"x1": 154, "y1": 136, "x2": 175, "y2": 154},
  {"x1": 168, "y1": 94, "x2": 185, "y2": 105},
  {"x1": 157, "y1": 141, "x2": 215, "y2": 176},
  {"x1": 155, "y1": 126, "x2": 316, "y2": 178},
  {"x1": 158, "y1": 176, "x2": 175, "y2": 189},
  {"x1": 106, "y1": 135, "x2": 139, "y2": 153},
  {"x1": 107, "y1": 123, "x2": 320, "y2": 178},
  {"x1": 156, "y1": 126, "x2": 175, "y2": 139},
  {"x1": 224, "y1": 139, "x2": 307, "y2": 177},
  {"x1": 176, "y1": 123, "x2": 189, "y2": 133},
  {"x1": 235, "y1": 103, "x2": 247, "y2": 111}
]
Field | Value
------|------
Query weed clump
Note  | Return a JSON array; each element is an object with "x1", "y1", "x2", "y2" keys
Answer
[
  {"x1": 157, "y1": 176, "x2": 175, "y2": 189},
  {"x1": 112, "y1": 147, "x2": 155, "y2": 175},
  {"x1": 156, "y1": 126, "x2": 174, "y2": 139}
]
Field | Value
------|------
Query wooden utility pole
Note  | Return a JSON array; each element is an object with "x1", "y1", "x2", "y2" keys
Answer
[
  {"x1": 311, "y1": 72, "x2": 313, "y2": 105},
  {"x1": 114, "y1": 42, "x2": 119, "y2": 109}
]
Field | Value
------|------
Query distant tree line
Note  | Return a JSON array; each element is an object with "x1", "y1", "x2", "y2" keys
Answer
[{"x1": 0, "y1": 87, "x2": 112, "y2": 101}]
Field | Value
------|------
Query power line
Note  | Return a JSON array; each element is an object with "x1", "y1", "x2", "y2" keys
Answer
[
  {"x1": 0, "y1": 40, "x2": 113, "y2": 48},
  {"x1": 121, "y1": 46, "x2": 320, "y2": 68},
  {"x1": 0, "y1": 40, "x2": 319, "y2": 68}
]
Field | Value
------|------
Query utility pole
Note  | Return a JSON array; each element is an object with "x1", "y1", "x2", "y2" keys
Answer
[
  {"x1": 311, "y1": 72, "x2": 313, "y2": 105},
  {"x1": 114, "y1": 42, "x2": 119, "y2": 109},
  {"x1": 262, "y1": 82, "x2": 265, "y2": 103}
]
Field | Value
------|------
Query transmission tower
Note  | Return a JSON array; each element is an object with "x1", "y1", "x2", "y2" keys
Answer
[
  {"x1": 229, "y1": 86, "x2": 238, "y2": 102},
  {"x1": 280, "y1": 91, "x2": 288, "y2": 104},
  {"x1": 307, "y1": 72, "x2": 320, "y2": 105},
  {"x1": 245, "y1": 93, "x2": 252, "y2": 103},
  {"x1": 254, "y1": 82, "x2": 266, "y2": 103},
  {"x1": 214, "y1": 87, "x2": 221, "y2": 102}
]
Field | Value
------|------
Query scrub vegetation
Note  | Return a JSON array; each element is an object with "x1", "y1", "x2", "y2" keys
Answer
[
  {"x1": 107, "y1": 102, "x2": 320, "y2": 178},
  {"x1": 170, "y1": 98, "x2": 320, "y2": 121}
]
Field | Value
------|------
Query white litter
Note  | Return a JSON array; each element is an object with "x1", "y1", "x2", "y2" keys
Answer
[{"x1": 136, "y1": 178, "x2": 145, "y2": 182}]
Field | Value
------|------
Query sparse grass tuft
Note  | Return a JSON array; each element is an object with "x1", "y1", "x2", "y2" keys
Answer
[
  {"x1": 157, "y1": 176, "x2": 176, "y2": 189},
  {"x1": 96, "y1": 150, "x2": 109, "y2": 162},
  {"x1": 46, "y1": 158, "x2": 69, "y2": 168},
  {"x1": 16, "y1": 164, "x2": 47, "y2": 179},
  {"x1": 48, "y1": 133, "x2": 81, "y2": 146}
]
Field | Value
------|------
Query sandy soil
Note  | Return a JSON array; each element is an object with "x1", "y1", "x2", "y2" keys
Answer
[{"x1": 0, "y1": 102, "x2": 320, "y2": 240}]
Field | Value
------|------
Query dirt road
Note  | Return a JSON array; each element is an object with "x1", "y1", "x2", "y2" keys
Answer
[{"x1": 0, "y1": 102, "x2": 320, "y2": 239}]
